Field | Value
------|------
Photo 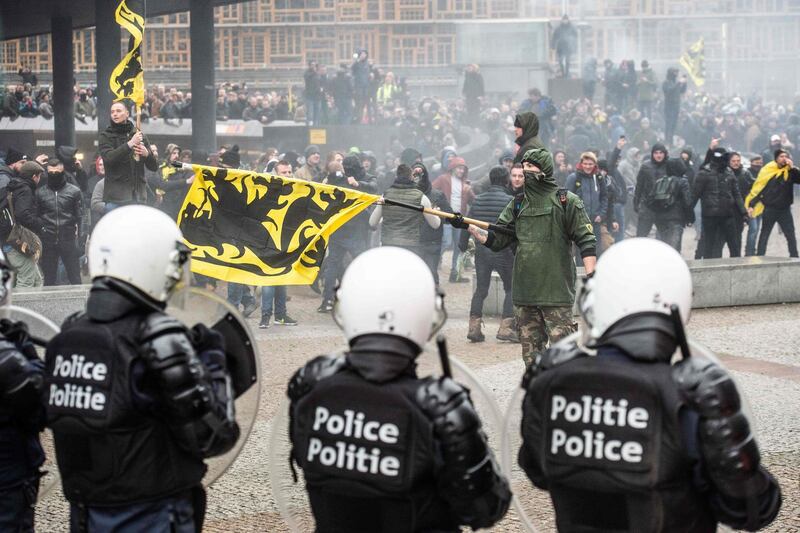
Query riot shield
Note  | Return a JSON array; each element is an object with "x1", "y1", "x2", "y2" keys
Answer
[
  {"x1": 268, "y1": 345, "x2": 506, "y2": 532},
  {"x1": 500, "y1": 333, "x2": 754, "y2": 533},
  {"x1": 167, "y1": 287, "x2": 261, "y2": 487},
  {"x1": 0, "y1": 305, "x2": 61, "y2": 500}
]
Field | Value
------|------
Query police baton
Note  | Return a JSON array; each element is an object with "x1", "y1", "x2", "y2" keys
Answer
[
  {"x1": 670, "y1": 304, "x2": 692, "y2": 360},
  {"x1": 436, "y1": 334, "x2": 452, "y2": 379},
  {"x1": 381, "y1": 198, "x2": 515, "y2": 236}
]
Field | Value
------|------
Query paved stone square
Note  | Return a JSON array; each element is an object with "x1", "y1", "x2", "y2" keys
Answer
[{"x1": 33, "y1": 270, "x2": 800, "y2": 531}]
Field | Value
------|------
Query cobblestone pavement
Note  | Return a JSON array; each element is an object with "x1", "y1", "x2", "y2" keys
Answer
[{"x1": 34, "y1": 246, "x2": 800, "y2": 531}]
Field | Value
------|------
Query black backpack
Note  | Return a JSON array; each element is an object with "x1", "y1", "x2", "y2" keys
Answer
[{"x1": 647, "y1": 175, "x2": 679, "y2": 212}]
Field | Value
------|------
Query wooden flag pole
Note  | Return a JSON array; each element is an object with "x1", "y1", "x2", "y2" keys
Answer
[{"x1": 382, "y1": 198, "x2": 515, "y2": 236}]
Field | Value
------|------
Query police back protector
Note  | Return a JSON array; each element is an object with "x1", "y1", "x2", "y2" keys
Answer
[
  {"x1": 44, "y1": 312, "x2": 206, "y2": 505},
  {"x1": 291, "y1": 368, "x2": 456, "y2": 532},
  {"x1": 519, "y1": 355, "x2": 715, "y2": 532}
]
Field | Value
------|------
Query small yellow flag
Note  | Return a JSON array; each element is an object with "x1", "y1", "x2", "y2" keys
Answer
[
  {"x1": 679, "y1": 37, "x2": 705, "y2": 87},
  {"x1": 109, "y1": 0, "x2": 146, "y2": 106}
]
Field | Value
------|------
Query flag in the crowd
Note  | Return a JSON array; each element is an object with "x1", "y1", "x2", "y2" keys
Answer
[
  {"x1": 745, "y1": 161, "x2": 790, "y2": 218},
  {"x1": 679, "y1": 37, "x2": 705, "y2": 87},
  {"x1": 178, "y1": 165, "x2": 379, "y2": 286},
  {"x1": 109, "y1": 0, "x2": 146, "y2": 106}
]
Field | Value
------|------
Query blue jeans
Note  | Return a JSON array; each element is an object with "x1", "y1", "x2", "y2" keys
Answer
[
  {"x1": 323, "y1": 238, "x2": 366, "y2": 302},
  {"x1": 448, "y1": 227, "x2": 461, "y2": 277},
  {"x1": 745, "y1": 216, "x2": 761, "y2": 256},
  {"x1": 227, "y1": 283, "x2": 254, "y2": 308},
  {"x1": 261, "y1": 285, "x2": 287, "y2": 319},
  {"x1": 613, "y1": 204, "x2": 625, "y2": 242},
  {"x1": 0, "y1": 477, "x2": 38, "y2": 533},
  {"x1": 69, "y1": 493, "x2": 198, "y2": 533},
  {"x1": 305, "y1": 97, "x2": 322, "y2": 125}
]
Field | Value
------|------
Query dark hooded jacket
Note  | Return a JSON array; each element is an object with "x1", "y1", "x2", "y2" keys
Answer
[
  {"x1": 98, "y1": 120, "x2": 158, "y2": 204},
  {"x1": 692, "y1": 149, "x2": 746, "y2": 218},
  {"x1": 633, "y1": 143, "x2": 669, "y2": 212},
  {"x1": 7, "y1": 174, "x2": 44, "y2": 234},
  {"x1": 513, "y1": 112, "x2": 544, "y2": 164},
  {"x1": 653, "y1": 158, "x2": 694, "y2": 224}
]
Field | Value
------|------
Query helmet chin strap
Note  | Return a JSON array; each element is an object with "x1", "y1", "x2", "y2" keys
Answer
[{"x1": 99, "y1": 277, "x2": 166, "y2": 313}]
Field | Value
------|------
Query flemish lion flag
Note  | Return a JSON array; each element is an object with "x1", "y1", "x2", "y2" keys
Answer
[
  {"x1": 679, "y1": 37, "x2": 705, "y2": 87},
  {"x1": 178, "y1": 166, "x2": 379, "y2": 286},
  {"x1": 109, "y1": 0, "x2": 146, "y2": 106}
]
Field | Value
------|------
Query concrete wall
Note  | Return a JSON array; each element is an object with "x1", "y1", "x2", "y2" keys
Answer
[{"x1": 475, "y1": 256, "x2": 800, "y2": 316}]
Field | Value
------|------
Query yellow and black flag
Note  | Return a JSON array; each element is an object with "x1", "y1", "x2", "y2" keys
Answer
[
  {"x1": 109, "y1": 0, "x2": 145, "y2": 106},
  {"x1": 177, "y1": 166, "x2": 379, "y2": 286},
  {"x1": 679, "y1": 37, "x2": 705, "y2": 87}
]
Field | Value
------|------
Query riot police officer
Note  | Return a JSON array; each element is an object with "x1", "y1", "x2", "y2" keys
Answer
[
  {"x1": 44, "y1": 205, "x2": 240, "y2": 532},
  {"x1": 0, "y1": 252, "x2": 45, "y2": 532},
  {"x1": 287, "y1": 246, "x2": 511, "y2": 532},
  {"x1": 518, "y1": 238, "x2": 781, "y2": 532}
]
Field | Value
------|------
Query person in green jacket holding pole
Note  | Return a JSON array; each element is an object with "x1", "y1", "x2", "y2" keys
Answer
[{"x1": 465, "y1": 147, "x2": 597, "y2": 367}]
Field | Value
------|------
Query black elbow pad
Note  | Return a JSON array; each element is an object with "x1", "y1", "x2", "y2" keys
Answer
[
  {"x1": 0, "y1": 341, "x2": 43, "y2": 410},
  {"x1": 140, "y1": 314, "x2": 212, "y2": 422},
  {"x1": 674, "y1": 355, "x2": 779, "y2": 514},
  {"x1": 416, "y1": 377, "x2": 511, "y2": 529}
]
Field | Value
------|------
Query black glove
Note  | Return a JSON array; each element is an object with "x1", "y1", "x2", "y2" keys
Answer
[
  {"x1": 448, "y1": 213, "x2": 468, "y2": 229},
  {"x1": 0, "y1": 319, "x2": 36, "y2": 359},
  {"x1": 190, "y1": 323, "x2": 225, "y2": 353}
]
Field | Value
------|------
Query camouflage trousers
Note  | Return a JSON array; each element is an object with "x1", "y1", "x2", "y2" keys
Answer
[{"x1": 515, "y1": 305, "x2": 578, "y2": 367}]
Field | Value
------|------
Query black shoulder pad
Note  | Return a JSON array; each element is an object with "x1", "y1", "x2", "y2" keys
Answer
[
  {"x1": 287, "y1": 353, "x2": 347, "y2": 402},
  {"x1": 62, "y1": 310, "x2": 86, "y2": 329},
  {"x1": 415, "y1": 376, "x2": 475, "y2": 426},
  {"x1": 522, "y1": 337, "x2": 587, "y2": 389},
  {"x1": 140, "y1": 313, "x2": 187, "y2": 342},
  {"x1": 415, "y1": 376, "x2": 512, "y2": 529}
]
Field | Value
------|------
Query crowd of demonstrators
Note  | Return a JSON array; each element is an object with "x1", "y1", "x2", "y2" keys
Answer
[{"x1": 5, "y1": 62, "x2": 800, "y2": 345}]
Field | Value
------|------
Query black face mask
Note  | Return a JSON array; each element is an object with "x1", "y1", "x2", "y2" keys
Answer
[
  {"x1": 80, "y1": 94, "x2": 87, "y2": 101},
  {"x1": 47, "y1": 172, "x2": 66, "y2": 188}
]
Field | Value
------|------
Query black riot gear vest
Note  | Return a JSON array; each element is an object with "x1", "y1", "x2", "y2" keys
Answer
[
  {"x1": 291, "y1": 366, "x2": 457, "y2": 532},
  {"x1": 519, "y1": 354, "x2": 716, "y2": 532},
  {"x1": 44, "y1": 309, "x2": 207, "y2": 505}
]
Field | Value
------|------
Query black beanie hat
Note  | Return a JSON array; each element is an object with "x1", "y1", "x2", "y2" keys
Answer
[
  {"x1": 220, "y1": 145, "x2": 241, "y2": 168},
  {"x1": 774, "y1": 148, "x2": 789, "y2": 161},
  {"x1": 666, "y1": 158, "x2": 687, "y2": 177},
  {"x1": 4, "y1": 148, "x2": 26, "y2": 166}
]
